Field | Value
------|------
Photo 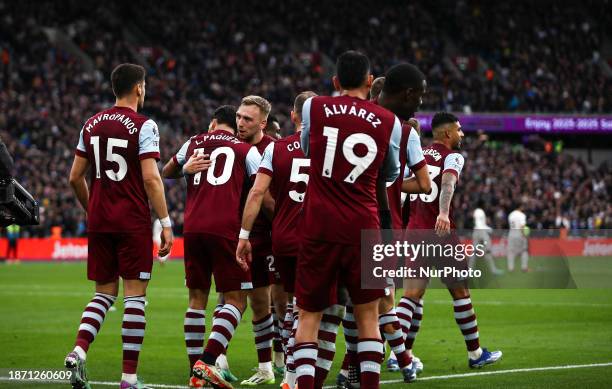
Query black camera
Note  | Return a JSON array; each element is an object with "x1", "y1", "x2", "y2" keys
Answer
[{"x1": 0, "y1": 139, "x2": 39, "y2": 227}]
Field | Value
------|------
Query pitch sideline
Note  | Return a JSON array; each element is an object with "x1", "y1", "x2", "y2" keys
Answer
[{"x1": 1, "y1": 361, "x2": 611, "y2": 388}]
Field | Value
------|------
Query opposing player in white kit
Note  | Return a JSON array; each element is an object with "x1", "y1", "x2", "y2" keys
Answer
[
  {"x1": 469, "y1": 205, "x2": 503, "y2": 275},
  {"x1": 507, "y1": 206, "x2": 530, "y2": 272}
]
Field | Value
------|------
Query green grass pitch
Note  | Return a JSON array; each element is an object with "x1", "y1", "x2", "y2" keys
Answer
[{"x1": 1, "y1": 260, "x2": 612, "y2": 388}]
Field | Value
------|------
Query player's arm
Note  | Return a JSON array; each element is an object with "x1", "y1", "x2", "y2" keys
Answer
[
  {"x1": 299, "y1": 97, "x2": 313, "y2": 157},
  {"x1": 241, "y1": 173, "x2": 273, "y2": 233},
  {"x1": 401, "y1": 166, "x2": 430, "y2": 194},
  {"x1": 401, "y1": 127, "x2": 430, "y2": 194},
  {"x1": 262, "y1": 189, "x2": 276, "y2": 220},
  {"x1": 140, "y1": 119, "x2": 173, "y2": 257},
  {"x1": 69, "y1": 128, "x2": 90, "y2": 210},
  {"x1": 161, "y1": 138, "x2": 211, "y2": 179},
  {"x1": 236, "y1": 145, "x2": 271, "y2": 270},
  {"x1": 161, "y1": 157, "x2": 183, "y2": 179},
  {"x1": 377, "y1": 172, "x2": 392, "y2": 229},
  {"x1": 379, "y1": 116, "x2": 402, "y2": 230},
  {"x1": 435, "y1": 153, "x2": 465, "y2": 234},
  {"x1": 141, "y1": 158, "x2": 173, "y2": 257},
  {"x1": 436, "y1": 172, "x2": 457, "y2": 234},
  {"x1": 162, "y1": 153, "x2": 211, "y2": 179},
  {"x1": 69, "y1": 155, "x2": 90, "y2": 210}
]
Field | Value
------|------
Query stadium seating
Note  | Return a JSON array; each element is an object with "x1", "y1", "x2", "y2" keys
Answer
[{"x1": 0, "y1": 0, "x2": 609, "y2": 237}]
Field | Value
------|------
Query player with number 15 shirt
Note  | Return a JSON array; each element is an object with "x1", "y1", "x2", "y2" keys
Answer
[{"x1": 76, "y1": 107, "x2": 160, "y2": 233}]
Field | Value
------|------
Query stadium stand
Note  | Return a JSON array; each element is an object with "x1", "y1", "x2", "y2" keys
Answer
[{"x1": 0, "y1": 0, "x2": 610, "y2": 237}]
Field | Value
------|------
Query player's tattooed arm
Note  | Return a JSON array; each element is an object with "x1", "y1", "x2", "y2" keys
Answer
[
  {"x1": 436, "y1": 172, "x2": 457, "y2": 233},
  {"x1": 69, "y1": 155, "x2": 90, "y2": 210}
]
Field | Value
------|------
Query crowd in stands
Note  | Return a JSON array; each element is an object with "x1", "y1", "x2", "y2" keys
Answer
[
  {"x1": 0, "y1": 0, "x2": 610, "y2": 237},
  {"x1": 452, "y1": 136, "x2": 612, "y2": 231}
]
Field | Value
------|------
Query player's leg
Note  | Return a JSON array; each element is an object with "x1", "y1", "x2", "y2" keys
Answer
[
  {"x1": 121, "y1": 279, "x2": 150, "y2": 388},
  {"x1": 242, "y1": 241, "x2": 275, "y2": 385},
  {"x1": 353, "y1": 299, "x2": 384, "y2": 389},
  {"x1": 194, "y1": 289, "x2": 248, "y2": 389},
  {"x1": 183, "y1": 234, "x2": 212, "y2": 373},
  {"x1": 271, "y1": 282, "x2": 288, "y2": 375},
  {"x1": 520, "y1": 239, "x2": 530, "y2": 272},
  {"x1": 314, "y1": 303, "x2": 345, "y2": 388},
  {"x1": 336, "y1": 299, "x2": 358, "y2": 388},
  {"x1": 507, "y1": 237, "x2": 517, "y2": 271},
  {"x1": 275, "y1": 255, "x2": 297, "y2": 388},
  {"x1": 242, "y1": 285, "x2": 275, "y2": 385},
  {"x1": 294, "y1": 239, "x2": 338, "y2": 389},
  {"x1": 185, "y1": 288, "x2": 209, "y2": 371},
  {"x1": 66, "y1": 232, "x2": 119, "y2": 389},
  {"x1": 378, "y1": 288, "x2": 415, "y2": 381},
  {"x1": 345, "y1": 241, "x2": 387, "y2": 389},
  {"x1": 401, "y1": 278, "x2": 427, "y2": 356},
  {"x1": 117, "y1": 229, "x2": 156, "y2": 389},
  {"x1": 294, "y1": 309, "x2": 323, "y2": 389},
  {"x1": 448, "y1": 286, "x2": 502, "y2": 368},
  {"x1": 211, "y1": 293, "x2": 235, "y2": 379},
  {"x1": 284, "y1": 296, "x2": 298, "y2": 389},
  {"x1": 193, "y1": 234, "x2": 250, "y2": 389},
  {"x1": 67, "y1": 280, "x2": 118, "y2": 389}
]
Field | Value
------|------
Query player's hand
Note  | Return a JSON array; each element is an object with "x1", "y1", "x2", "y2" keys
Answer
[
  {"x1": 158, "y1": 227, "x2": 174, "y2": 258},
  {"x1": 407, "y1": 118, "x2": 421, "y2": 135},
  {"x1": 183, "y1": 153, "x2": 211, "y2": 175},
  {"x1": 236, "y1": 238, "x2": 252, "y2": 272},
  {"x1": 435, "y1": 213, "x2": 451, "y2": 236}
]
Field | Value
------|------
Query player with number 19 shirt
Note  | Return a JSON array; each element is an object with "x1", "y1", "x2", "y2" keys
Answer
[{"x1": 298, "y1": 94, "x2": 401, "y2": 311}]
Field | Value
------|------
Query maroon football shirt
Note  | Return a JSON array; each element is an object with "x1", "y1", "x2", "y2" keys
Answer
[
  {"x1": 173, "y1": 131, "x2": 261, "y2": 239},
  {"x1": 258, "y1": 132, "x2": 309, "y2": 256},
  {"x1": 387, "y1": 122, "x2": 427, "y2": 229},
  {"x1": 75, "y1": 106, "x2": 160, "y2": 233},
  {"x1": 250, "y1": 134, "x2": 275, "y2": 241},
  {"x1": 408, "y1": 143, "x2": 465, "y2": 230},
  {"x1": 300, "y1": 95, "x2": 402, "y2": 244}
]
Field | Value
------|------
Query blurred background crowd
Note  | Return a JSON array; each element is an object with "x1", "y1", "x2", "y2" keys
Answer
[{"x1": 0, "y1": 0, "x2": 610, "y2": 237}]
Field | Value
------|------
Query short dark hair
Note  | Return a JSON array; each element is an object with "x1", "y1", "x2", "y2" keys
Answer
[
  {"x1": 267, "y1": 114, "x2": 279, "y2": 126},
  {"x1": 336, "y1": 50, "x2": 370, "y2": 89},
  {"x1": 213, "y1": 105, "x2": 238, "y2": 132},
  {"x1": 383, "y1": 63, "x2": 425, "y2": 94},
  {"x1": 431, "y1": 112, "x2": 459, "y2": 130},
  {"x1": 293, "y1": 91, "x2": 317, "y2": 119},
  {"x1": 111, "y1": 63, "x2": 146, "y2": 98}
]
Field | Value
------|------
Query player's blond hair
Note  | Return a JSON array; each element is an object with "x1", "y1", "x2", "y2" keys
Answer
[{"x1": 241, "y1": 95, "x2": 272, "y2": 119}]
